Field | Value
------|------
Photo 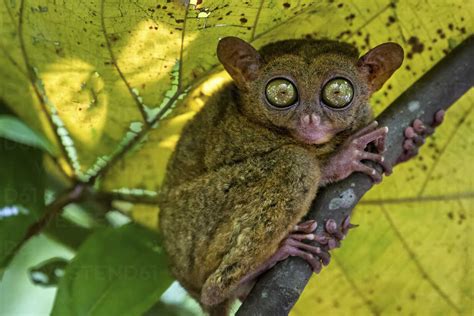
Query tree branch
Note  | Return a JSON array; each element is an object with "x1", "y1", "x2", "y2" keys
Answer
[{"x1": 237, "y1": 35, "x2": 474, "y2": 315}]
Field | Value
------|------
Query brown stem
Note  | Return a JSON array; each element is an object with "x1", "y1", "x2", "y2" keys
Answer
[{"x1": 10, "y1": 183, "x2": 88, "y2": 256}]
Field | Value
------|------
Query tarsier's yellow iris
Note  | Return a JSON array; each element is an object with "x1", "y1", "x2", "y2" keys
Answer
[
  {"x1": 265, "y1": 78, "x2": 298, "y2": 108},
  {"x1": 322, "y1": 78, "x2": 354, "y2": 108}
]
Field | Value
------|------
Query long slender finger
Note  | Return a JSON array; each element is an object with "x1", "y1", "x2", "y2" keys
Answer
[
  {"x1": 290, "y1": 233, "x2": 316, "y2": 241},
  {"x1": 287, "y1": 247, "x2": 322, "y2": 273},
  {"x1": 351, "y1": 121, "x2": 379, "y2": 140},
  {"x1": 353, "y1": 127, "x2": 389, "y2": 148},
  {"x1": 354, "y1": 162, "x2": 383, "y2": 183},
  {"x1": 374, "y1": 135, "x2": 386, "y2": 153},
  {"x1": 285, "y1": 238, "x2": 330, "y2": 265},
  {"x1": 293, "y1": 220, "x2": 317, "y2": 233}
]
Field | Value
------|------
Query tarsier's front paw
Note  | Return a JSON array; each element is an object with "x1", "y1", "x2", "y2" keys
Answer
[
  {"x1": 397, "y1": 110, "x2": 445, "y2": 163},
  {"x1": 322, "y1": 121, "x2": 391, "y2": 184},
  {"x1": 276, "y1": 217, "x2": 356, "y2": 273}
]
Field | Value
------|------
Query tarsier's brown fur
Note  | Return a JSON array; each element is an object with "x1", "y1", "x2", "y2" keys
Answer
[{"x1": 159, "y1": 38, "x2": 403, "y2": 315}]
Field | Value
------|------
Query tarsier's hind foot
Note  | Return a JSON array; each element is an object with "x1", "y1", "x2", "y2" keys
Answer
[
  {"x1": 398, "y1": 110, "x2": 445, "y2": 163},
  {"x1": 314, "y1": 216, "x2": 357, "y2": 250},
  {"x1": 322, "y1": 121, "x2": 391, "y2": 184},
  {"x1": 273, "y1": 217, "x2": 356, "y2": 273}
]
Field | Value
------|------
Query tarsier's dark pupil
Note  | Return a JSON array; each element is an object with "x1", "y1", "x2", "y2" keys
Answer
[{"x1": 322, "y1": 78, "x2": 354, "y2": 108}]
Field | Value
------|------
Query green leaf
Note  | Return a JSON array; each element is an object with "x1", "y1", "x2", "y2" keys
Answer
[
  {"x1": 51, "y1": 223, "x2": 172, "y2": 316},
  {"x1": 0, "y1": 115, "x2": 54, "y2": 154},
  {"x1": 0, "y1": 136, "x2": 45, "y2": 275}
]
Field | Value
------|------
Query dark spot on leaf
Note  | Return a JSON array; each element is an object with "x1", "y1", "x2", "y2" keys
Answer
[
  {"x1": 283, "y1": 2, "x2": 291, "y2": 8},
  {"x1": 108, "y1": 34, "x2": 120, "y2": 42},
  {"x1": 240, "y1": 17, "x2": 247, "y2": 24},
  {"x1": 345, "y1": 13, "x2": 356, "y2": 22},
  {"x1": 175, "y1": 19, "x2": 184, "y2": 23},
  {"x1": 459, "y1": 27, "x2": 466, "y2": 34},
  {"x1": 408, "y1": 36, "x2": 424, "y2": 56},
  {"x1": 410, "y1": 293, "x2": 416, "y2": 300},
  {"x1": 447, "y1": 212, "x2": 454, "y2": 220},
  {"x1": 226, "y1": 10, "x2": 232, "y2": 15},
  {"x1": 397, "y1": 306, "x2": 402, "y2": 312},
  {"x1": 337, "y1": 3, "x2": 344, "y2": 8},
  {"x1": 448, "y1": 23, "x2": 454, "y2": 31},
  {"x1": 387, "y1": 15, "x2": 396, "y2": 25},
  {"x1": 364, "y1": 33, "x2": 370, "y2": 47}
]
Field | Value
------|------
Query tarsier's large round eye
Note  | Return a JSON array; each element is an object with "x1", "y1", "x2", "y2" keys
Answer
[
  {"x1": 265, "y1": 78, "x2": 298, "y2": 108},
  {"x1": 322, "y1": 78, "x2": 354, "y2": 108}
]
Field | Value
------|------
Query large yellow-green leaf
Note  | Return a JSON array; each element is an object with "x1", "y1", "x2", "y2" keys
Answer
[{"x1": 0, "y1": 0, "x2": 472, "y2": 314}]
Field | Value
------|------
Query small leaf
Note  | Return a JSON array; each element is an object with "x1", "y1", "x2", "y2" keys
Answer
[
  {"x1": 0, "y1": 115, "x2": 54, "y2": 154},
  {"x1": 51, "y1": 223, "x2": 173, "y2": 316},
  {"x1": 0, "y1": 136, "x2": 45, "y2": 275},
  {"x1": 29, "y1": 257, "x2": 69, "y2": 287}
]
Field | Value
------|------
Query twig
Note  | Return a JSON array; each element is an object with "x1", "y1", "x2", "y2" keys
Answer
[
  {"x1": 237, "y1": 35, "x2": 474, "y2": 316},
  {"x1": 8, "y1": 183, "x2": 88, "y2": 258}
]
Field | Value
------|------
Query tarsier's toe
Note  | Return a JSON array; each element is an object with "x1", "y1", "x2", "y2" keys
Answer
[
  {"x1": 434, "y1": 110, "x2": 445, "y2": 126},
  {"x1": 354, "y1": 162, "x2": 383, "y2": 183},
  {"x1": 292, "y1": 220, "x2": 317, "y2": 234},
  {"x1": 398, "y1": 110, "x2": 445, "y2": 163},
  {"x1": 284, "y1": 237, "x2": 329, "y2": 268},
  {"x1": 316, "y1": 217, "x2": 358, "y2": 250}
]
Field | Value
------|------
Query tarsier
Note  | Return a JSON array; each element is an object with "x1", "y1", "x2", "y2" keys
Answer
[{"x1": 159, "y1": 37, "x2": 444, "y2": 315}]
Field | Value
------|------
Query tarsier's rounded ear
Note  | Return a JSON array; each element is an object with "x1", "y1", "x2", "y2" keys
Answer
[
  {"x1": 357, "y1": 43, "x2": 404, "y2": 92},
  {"x1": 217, "y1": 37, "x2": 263, "y2": 89}
]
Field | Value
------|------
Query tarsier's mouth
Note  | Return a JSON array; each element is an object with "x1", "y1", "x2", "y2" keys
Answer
[{"x1": 291, "y1": 126, "x2": 338, "y2": 145}]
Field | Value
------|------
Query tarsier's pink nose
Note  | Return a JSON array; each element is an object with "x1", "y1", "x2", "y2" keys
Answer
[{"x1": 301, "y1": 113, "x2": 320, "y2": 127}]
